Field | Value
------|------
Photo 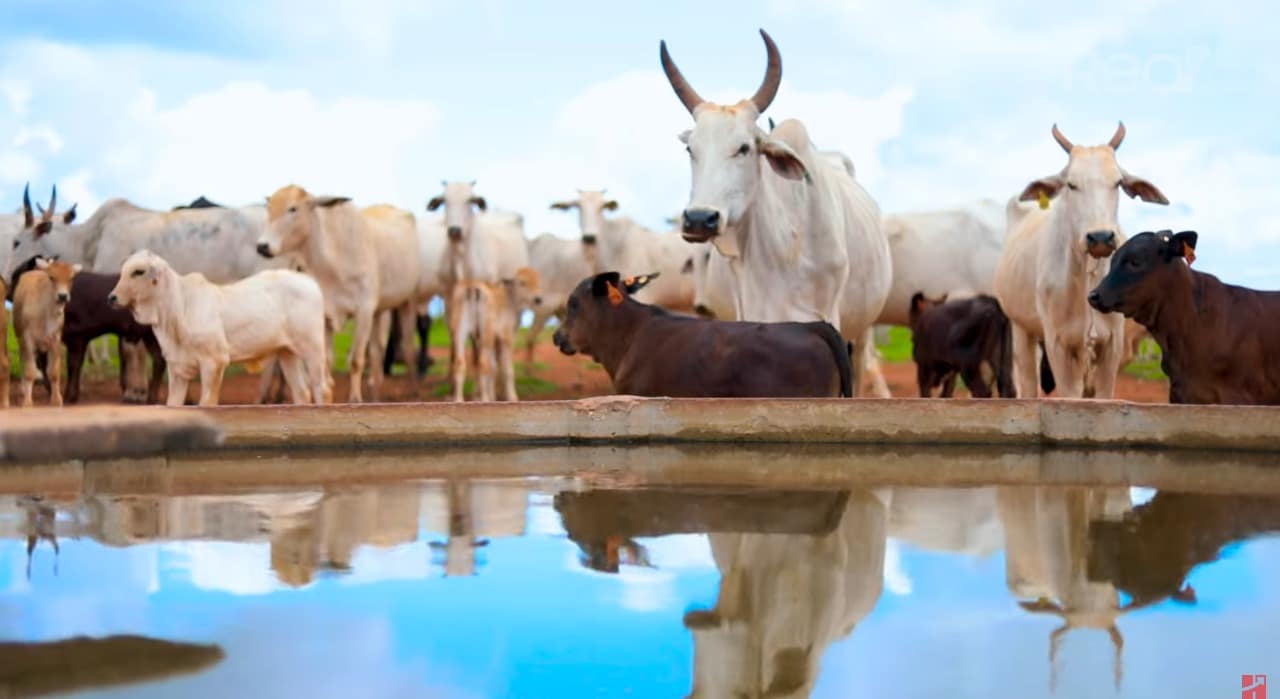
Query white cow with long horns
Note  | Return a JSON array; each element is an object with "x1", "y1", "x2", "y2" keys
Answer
[
  {"x1": 659, "y1": 29, "x2": 892, "y2": 397},
  {"x1": 993, "y1": 123, "x2": 1168, "y2": 398}
]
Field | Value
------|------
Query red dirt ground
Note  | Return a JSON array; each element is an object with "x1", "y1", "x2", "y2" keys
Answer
[{"x1": 6, "y1": 339, "x2": 1170, "y2": 406}]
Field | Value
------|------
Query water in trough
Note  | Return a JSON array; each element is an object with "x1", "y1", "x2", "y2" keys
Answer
[{"x1": 1, "y1": 444, "x2": 1278, "y2": 698}]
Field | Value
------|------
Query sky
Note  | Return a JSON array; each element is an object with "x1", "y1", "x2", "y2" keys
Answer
[{"x1": 1, "y1": 0, "x2": 1278, "y2": 285}]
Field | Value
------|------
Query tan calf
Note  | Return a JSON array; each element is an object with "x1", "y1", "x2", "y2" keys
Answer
[
  {"x1": 448, "y1": 268, "x2": 539, "y2": 402},
  {"x1": 13, "y1": 259, "x2": 81, "y2": 407}
]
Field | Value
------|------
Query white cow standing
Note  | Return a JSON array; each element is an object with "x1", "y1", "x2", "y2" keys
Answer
[
  {"x1": 524, "y1": 232, "x2": 593, "y2": 363},
  {"x1": 660, "y1": 30, "x2": 893, "y2": 397},
  {"x1": 994, "y1": 123, "x2": 1168, "y2": 398},
  {"x1": 550, "y1": 190, "x2": 697, "y2": 312},
  {"x1": 428, "y1": 181, "x2": 531, "y2": 398},
  {"x1": 258, "y1": 185, "x2": 420, "y2": 403}
]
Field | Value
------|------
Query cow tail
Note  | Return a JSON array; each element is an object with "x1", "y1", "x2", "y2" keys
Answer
[
  {"x1": 1038, "y1": 340, "x2": 1056, "y2": 395},
  {"x1": 816, "y1": 324, "x2": 853, "y2": 398}
]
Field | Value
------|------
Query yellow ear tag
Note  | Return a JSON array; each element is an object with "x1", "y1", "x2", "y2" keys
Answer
[
  {"x1": 1037, "y1": 191, "x2": 1050, "y2": 210},
  {"x1": 1182, "y1": 241, "x2": 1196, "y2": 265},
  {"x1": 607, "y1": 283, "x2": 623, "y2": 306}
]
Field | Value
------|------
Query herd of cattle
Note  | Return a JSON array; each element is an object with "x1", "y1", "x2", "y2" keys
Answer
[{"x1": 3, "y1": 29, "x2": 1277, "y2": 410}]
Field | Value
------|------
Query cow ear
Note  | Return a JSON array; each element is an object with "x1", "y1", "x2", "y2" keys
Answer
[
  {"x1": 314, "y1": 196, "x2": 351, "y2": 208},
  {"x1": 623, "y1": 272, "x2": 659, "y2": 294},
  {"x1": 1170, "y1": 230, "x2": 1198, "y2": 263},
  {"x1": 63, "y1": 203, "x2": 77, "y2": 224},
  {"x1": 760, "y1": 138, "x2": 809, "y2": 182},
  {"x1": 1120, "y1": 171, "x2": 1169, "y2": 205},
  {"x1": 602, "y1": 200, "x2": 619, "y2": 211},
  {"x1": 910, "y1": 292, "x2": 927, "y2": 318},
  {"x1": 1018, "y1": 174, "x2": 1066, "y2": 204},
  {"x1": 34, "y1": 220, "x2": 53, "y2": 236},
  {"x1": 678, "y1": 130, "x2": 692, "y2": 145},
  {"x1": 550, "y1": 200, "x2": 578, "y2": 211},
  {"x1": 426, "y1": 196, "x2": 444, "y2": 212},
  {"x1": 469, "y1": 196, "x2": 487, "y2": 212},
  {"x1": 591, "y1": 272, "x2": 622, "y2": 298}
]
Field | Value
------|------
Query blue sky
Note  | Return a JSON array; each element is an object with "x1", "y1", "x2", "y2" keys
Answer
[{"x1": 1, "y1": 0, "x2": 1278, "y2": 285}]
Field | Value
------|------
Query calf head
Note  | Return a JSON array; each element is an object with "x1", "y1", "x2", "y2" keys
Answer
[
  {"x1": 1088, "y1": 230, "x2": 1197, "y2": 319},
  {"x1": 428, "y1": 181, "x2": 487, "y2": 244},
  {"x1": 34, "y1": 257, "x2": 81, "y2": 306},
  {"x1": 1018, "y1": 123, "x2": 1167, "y2": 259},
  {"x1": 550, "y1": 190, "x2": 618, "y2": 252},
  {"x1": 501, "y1": 266, "x2": 542, "y2": 310},
  {"x1": 907, "y1": 292, "x2": 947, "y2": 328},
  {"x1": 552, "y1": 271, "x2": 658, "y2": 356},
  {"x1": 259, "y1": 185, "x2": 351, "y2": 258},
  {"x1": 109, "y1": 250, "x2": 172, "y2": 325},
  {"x1": 661, "y1": 30, "x2": 809, "y2": 247}
]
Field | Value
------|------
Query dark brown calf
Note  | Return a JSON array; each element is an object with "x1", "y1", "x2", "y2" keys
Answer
[
  {"x1": 908, "y1": 293, "x2": 1015, "y2": 398},
  {"x1": 1089, "y1": 230, "x2": 1280, "y2": 405},
  {"x1": 553, "y1": 272, "x2": 852, "y2": 397}
]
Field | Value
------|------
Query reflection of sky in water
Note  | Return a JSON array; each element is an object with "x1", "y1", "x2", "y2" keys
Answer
[{"x1": 1, "y1": 495, "x2": 1278, "y2": 698}]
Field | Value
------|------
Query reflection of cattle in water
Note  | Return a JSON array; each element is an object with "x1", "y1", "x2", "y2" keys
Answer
[
  {"x1": 1088, "y1": 491, "x2": 1280, "y2": 610},
  {"x1": 554, "y1": 488, "x2": 849, "y2": 574},
  {"x1": 422, "y1": 480, "x2": 528, "y2": 577},
  {"x1": 998, "y1": 486, "x2": 1133, "y2": 692},
  {"x1": 887, "y1": 487, "x2": 1003, "y2": 557},
  {"x1": 19, "y1": 495, "x2": 60, "y2": 579}
]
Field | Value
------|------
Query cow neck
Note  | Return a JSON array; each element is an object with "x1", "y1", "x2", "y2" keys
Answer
[
  {"x1": 589, "y1": 300, "x2": 646, "y2": 376},
  {"x1": 300, "y1": 210, "x2": 354, "y2": 292},
  {"x1": 1143, "y1": 266, "x2": 1203, "y2": 378},
  {"x1": 149, "y1": 269, "x2": 190, "y2": 350},
  {"x1": 1047, "y1": 204, "x2": 1109, "y2": 309}
]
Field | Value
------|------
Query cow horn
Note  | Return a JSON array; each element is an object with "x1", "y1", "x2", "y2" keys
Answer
[
  {"x1": 659, "y1": 39, "x2": 705, "y2": 114},
  {"x1": 22, "y1": 182, "x2": 33, "y2": 227},
  {"x1": 45, "y1": 185, "x2": 56, "y2": 220},
  {"x1": 750, "y1": 29, "x2": 782, "y2": 114},
  {"x1": 1051, "y1": 124, "x2": 1073, "y2": 154},
  {"x1": 1108, "y1": 121, "x2": 1126, "y2": 150}
]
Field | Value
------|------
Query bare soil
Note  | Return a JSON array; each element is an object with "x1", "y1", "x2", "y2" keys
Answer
[{"x1": 8, "y1": 337, "x2": 1170, "y2": 406}]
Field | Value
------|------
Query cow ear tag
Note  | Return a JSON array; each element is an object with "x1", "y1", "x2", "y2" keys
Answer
[
  {"x1": 1037, "y1": 191, "x2": 1050, "y2": 210},
  {"x1": 607, "y1": 283, "x2": 623, "y2": 306},
  {"x1": 1182, "y1": 241, "x2": 1196, "y2": 265}
]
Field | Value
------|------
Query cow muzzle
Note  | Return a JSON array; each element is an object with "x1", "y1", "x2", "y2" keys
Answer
[
  {"x1": 581, "y1": 234, "x2": 598, "y2": 246},
  {"x1": 55, "y1": 292, "x2": 69, "y2": 305},
  {"x1": 552, "y1": 328, "x2": 577, "y2": 356},
  {"x1": 1087, "y1": 287, "x2": 1117, "y2": 314},
  {"x1": 107, "y1": 293, "x2": 122, "y2": 309},
  {"x1": 256, "y1": 242, "x2": 275, "y2": 259},
  {"x1": 694, "y1": 304, "x2": 716, "y2": 319},
  {"x1": 447, "y1": 226, "x2": 464, "y2": 242},
  {"x1": 1085, "y1": 231, "x2": 1118, "y2": 259},
  {"x1": 681, "y1": 208, "x2": 721, "y2": 243}
]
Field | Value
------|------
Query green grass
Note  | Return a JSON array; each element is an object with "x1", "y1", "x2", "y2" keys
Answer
[
  {"x1": 876, "y1": 326, "x2": 914, "y2": 363},
  {"x1": 431, "y1": 369, "x2": 560, "y2": 399}
]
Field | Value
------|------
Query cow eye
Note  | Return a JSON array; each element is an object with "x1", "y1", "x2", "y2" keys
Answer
[
  {"x1": 735, "y1": 143, "x2": 751, "y2": 156},
  {"x1": 1126, "y1": 258, "x2": 1142, "y2": 269},
  {"x1": 11, "y1": 240, "x2": 17, "y2": 249},
  {"x1": 1066, "y1": 182, "x2": 1079, "y2": 191},
  {"x1": 131, "y1": 269, "x2": 145, "y2": 278}
]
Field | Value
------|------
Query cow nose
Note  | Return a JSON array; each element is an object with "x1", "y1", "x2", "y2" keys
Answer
[
  {"x1": 256, "y1": 242, "x2": 274, "y2": 258},
  {"x1": 682, "y1": 209, "x2": 720, "y2": 236},
  {"x1": 694, "y1": 304, "x2": 716, "y2": 319},
  {"x1": 107, "y1": 293, "x2": 118, "y2": 307},
  {"x1": 581, "y1": 234, "x2": 598, "y2": 246},
  {"x1": 1087, "y1": 290, "x2": 1103, "y2": 309},
  {"x1": 56, "y1": 292, "x2": 69, "y2": 304},
  {"x1": 1085, "y1": 231, "x2": 1117, "y2": 247},
  {"x1": 447, "y1": 226, "x2": 463, "y2": 241},
  {"x1": 533, "y1": 296, "x2": 543, "y2": 306}
]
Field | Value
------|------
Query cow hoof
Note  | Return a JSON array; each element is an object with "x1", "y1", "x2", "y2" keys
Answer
[{"x1": 122, "y1": 391, "x2": 147, "y2": 405}]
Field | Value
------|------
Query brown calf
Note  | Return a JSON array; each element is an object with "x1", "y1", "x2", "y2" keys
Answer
[
  {"x1": 13, "y1": 259, "x2": 81, "y2": 407},
  {"x1": 909, "y1": 293, "x2": 1015, "y2": 398},
  {"x1": 553, "y1": 271, "x2": 851, "y2": 397},
  {"x1": 448, "y1": 267, "x2": 539, "y2": 402},
  {"x1": 1089, "y1": 230, "x2": 1280, "y2": 405}
]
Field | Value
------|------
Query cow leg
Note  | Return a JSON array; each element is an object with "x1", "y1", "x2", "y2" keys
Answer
[
  {"x1": 451, "y1": 333, "x2": 468, "y2": 403},
  {"x1": 1093, "y1": 335, "x2": 1124, "y2": 401},
  {"x1": 144, "y1": 335, "x2": 166, "y2": 405},
  {"x1": 525, "y1": 308, "x2": 551, "y2": 365},
  {"x1": 119, "y1": 339, "x2": 150, "y2": 404},
  {"x1": 394, "y1": 301, "x2": 418, "y2": 383},
  {"x1": 365, "y1": 310, "x2": 391, "y2": 402},
  {"x1": 861, "y1": 327, "x2": 891, "y2": 398},
  {"x1": 939, "y1": 370, "x2": 958, "y2": 398},
  {"x1": 47, "y1": 341, "x2": 63, "y2": 407},
  {"x1": 348, "y1": 308, "x2": 375, "y2": 403},
  {"x1": 382, "y1": 308, "x2": 402, "y2": 377},
  {"x1": 197, "y1": 358, "x2": 226, "y2": 407},
  {"x1": 1009, "y1": 323, "x2": 1039, "y2": 399},
  {"x1": 416, "y1": 312, "x2": 432, "y2": 376},
  {"x1": 255, "y1": 356, "x2": 280, "y2": 404},
  {"x1": 0, "y1": 321, "x2": 8, "y2": 409},
  {"x1": 19, "y1": 338, "x2": 37, "y2": 408},
  {"x1": 277, "y1": 352, "x2": 311, "y2": 405},
  {"x1": 962, "y1": 366, "x2": 992, "y2": 398},
  {"x1": 498, "y1": 335, "x2": 517, "y2": 402},
  {"x1": 1043, "y1": 332, "x2": 1084, "y2": 399},
  {"x1": 916, "y1": 364, "x2": 933, "y2": 398},
  {"x1": 64, "y1": 336, "x2": 87, "y2": 405},
  {"x1": 35, "y1": 350, "x2": 50, "y2": 396},
  {"x1": 166, "y1": 369, "x2": 190, "y2": 407}
]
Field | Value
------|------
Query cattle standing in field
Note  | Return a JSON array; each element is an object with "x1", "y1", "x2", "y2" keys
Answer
[
  {"x1": 993, "y1": 123, "x2": 1168, "y2": 398},
  {"x1": 448, "y1": 268, "x2": 540, "y2": 402},
  {"x1": 109, "y1": 250, "x2": 330, "y2": 407},
  {"x1": 908, "y1": 293, "x2": 1015, "y2": 398},
  {"x1": 550, "y1": 190, "x2": 697, "y2": 311},
  {"x1": 553, "y1": 271, "x2": 851, "y2": 398},
  {"x1": 9, "y1": 255, "x2": 166, "y2": 405},
  {"x1": 524, "y1": 232, "x2": 591, "y2": 363},
  {"x1": 13, "y1": 258, "x2": 80, "y2": 407},
  {"x1": 660, "y1": 30, "x2": 892, "y2": 397},
  {"x1": 258, "y1": 185, "x2": 420, "y2": 403},
  {"x1": 382, "y1": 214, "x2": 451, "y2": 377},
  {"x1": 1089, "y1": 230, "x2": 1280, "y2": 405}
]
